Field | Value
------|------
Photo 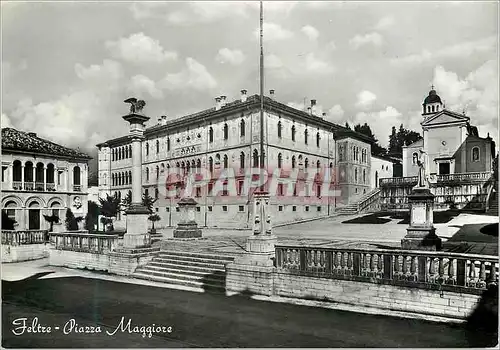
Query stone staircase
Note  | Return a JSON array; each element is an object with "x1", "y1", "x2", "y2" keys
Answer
[
  {"x1": 336, "y1": 188, "x2": 381, "y2": 215},
  {"x1": 131, "y1": 250, "x2": 235, "y2": 292},
  {"x1": 486, "y1": 191, "x2": 498, "y2": 215}
]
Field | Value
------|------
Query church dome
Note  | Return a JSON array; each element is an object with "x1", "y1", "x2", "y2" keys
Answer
[{"x1": 423, "y1": 89, "x2": 442, "y2": 104}]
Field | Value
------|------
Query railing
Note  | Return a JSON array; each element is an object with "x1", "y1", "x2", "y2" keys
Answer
[
  {"x1": 357, "y1": 188, "x2": 381, "y2": 213},
  {"x1": 52, "y1": 231, "x2": 118, "y2": 254},
  {"x1": 35, "y1": 182, "x2": 45, "y2": 191},
  {"x1": 380, "y1": 172, "x2": 491, "y2": 187},
  {"x1": 46, "y1": 183, "x2": 56, "y2": 191},
  {"x1": 24, "y1": 182, "x2": 34, "y2": 191},
  {"x1": 2, "y1": 230, "x2": 48, "y2": 245},
  {"x1": 73, "y1": 185, "x2": 82, "y2": 192},
  {"x1": 275, "y1": 245, "x2": 499, "y2": 293},
  {"x1": 380, "y1": 177, "x2": 418, "y2": 186},
  {"x1": 12, "y1": 181, "x2": 22, "y2": 190}
]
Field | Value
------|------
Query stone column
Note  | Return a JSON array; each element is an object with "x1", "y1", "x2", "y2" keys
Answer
[
  {"x1": 401, "y1": 188, "x2": 441, "y2": 251},
  {"x1": 122, "y1": 109, "x2": 151, "y2": 249},
  {"x1": 43, "y1": 165, "x2": 47, "y2": 191},
  {"x1": 8, "y1": 163, "x2": 13, "y2": 189},
  {"x1": 21, "y1": 165, "x2": 25, "y2": 188}
]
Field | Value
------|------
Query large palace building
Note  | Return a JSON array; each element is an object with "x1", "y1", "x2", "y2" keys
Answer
[
  {"x1": 1, "y1": 128, "x2": 91, "y2": 231},
  {"x1": 97, "y1": 90, "x2": 396, "y2": 229}
]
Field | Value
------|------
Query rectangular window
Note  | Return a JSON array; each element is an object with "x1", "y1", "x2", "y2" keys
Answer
[
  {"x1": 305, "y1": 206, "x2": 309, "y2": 212},
  {"x1": 237, "y1": 181, "x2": 244, "y2": 195},
  {"x1": 155, "y1": 208, "x2": 159, "y2": 212},
  {"x1": 238, "y1": 205, "x2": 244, "y2": 212},
  {"x1": 222, "y1": 205, "x2": 228, "y2": 212},
  {"x1": 277, "y1": 183, "x2": 284, "y2": 196},
  {"x1": 58, "y1": 171, "x2": 63, "y2": 185},
  {"x1": 317, "y1": 206, "x2": 321, "y2": 212},
  {"x1": 166, "y1": 207, "x2": 170, "y2": 212},
  {"x1": 278, "y1": 205, "x2": 283, "y2": 212},
  {"x1": 317, "y1": 185, "x2": 321, "y2": 198},
  {"x1": 196, "y1": 207, "x2": 201, "y2": 212},
  {"x1": 208, "y1": 206, "x2": 213, "y2": 212},
  {"x1": 1, "y1": 166, "x2": 6, "y2": 182},
  {"x1": 222, "y1": 184, "x2": 228, "y2": 196},
  {"x1": 176, "y1": 207, "x2": 180, "y2": 212},
  {"x1": 292, "y1": 206, "x2": 297, "y2": 212},
  {"x1": 208, "y1": 183, "x2": 213, "y2": 196}
]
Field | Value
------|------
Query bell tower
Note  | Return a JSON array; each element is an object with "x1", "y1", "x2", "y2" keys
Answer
[{"x1": 422, "y1": 85, "x2": 443, "y2": 117}]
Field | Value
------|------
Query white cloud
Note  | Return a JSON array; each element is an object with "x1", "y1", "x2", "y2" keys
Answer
[
  {"x1": 304, "y1": 53, "x2": 334, "y2": 74},
  {"x1": 1, "y1": 113, "x2": 13, "y2": 128},
  {"x1": 432, "y1": 61, "x2": 498, "y2": 139},
  {"x1": 128, "y1": 75, "x2": 164, "y2": 99},
  {"x1": 328, "y1": 105, "x2": 344, "y2": 120},
  {"x1": 391, "y1": 36, "x2": 496, "y2": 66},
  {"x1": 216, "y1": 48, "x2": 246, "y2": 65},
  {"x1": 254, "y1": 22, "x2": 293, "y2": 41},
  {"x1": 353, "y1": 106, "x2": 402, "y2": 145},
  {"x1": 301, "y1": 25, "x2": 319, "y2": 41},
  {"x1": 326, "y1": 41, "x2": 337, "y2": 51},
  {"x1": 75, "y1": 59, "x2": 123, "y2": 84},
  {"x1": 161, "y1": 58, "x2": 217, "y2": 91},
  {"x1": 349, "y1": 32, "x2": 383, "y2": 49},
  {"x1": 356, "y1": 90, "x2": 377, "y2": 108},
  {"x1": 265, "y1": 54, "x2": 284, "y2": 69},
  {"x1": 105, "y1": 33, "x2": 177, "y2": 64},
  {"x1": 374, "y1": 16, "x2": 395, "y2": 30}
]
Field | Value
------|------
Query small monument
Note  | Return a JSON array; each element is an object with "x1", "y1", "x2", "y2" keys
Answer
[
  {"x1": 401, "y1": 149, "x2": 442, "y2": 250},
  {"x1": 122, "y1": 98, "x2": 152, "y2": 249},
  {"x1": 173, "y1": 197, "x2": 202, "y2": 238}
]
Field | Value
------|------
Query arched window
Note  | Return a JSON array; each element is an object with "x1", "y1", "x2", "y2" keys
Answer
[
  {"x1": 209, "y1": 157, "x2": 214, "y2": 173},
  {"x1": 472, "y1": 147, "x2": 480, "y2": 162},
  {"x1": 145, "y1": 142, "x2": 149, "y2": 156},
  {"x1": 304, "y1": 129, "x2": 308, "y2": 145},
  {"x1": 223, "y1": 123, "x2": 229, "y2": 140},
  {"x1": 156, "y1": 166, "x2": 159, "y2": 179},
  {"x1": 277, "y1": 121, "x2": 282, "y2": 138},
  {"x1": 35, "y1": 163, "x2": 44, "y2": 185},
  {"x1": 196, "y1": 159, "x2": 201, "y2": 170},
  {"x1": 363, "y1": 169, "x2": 366, "y2": 184},
  {"x1": 292, "y1": 156, "x2": 296, "y2": 169},
  {"x1": 146, "y1": 167, "x2": 149, "y2": 182},
  {"x1": 305, "y1": 158, "x2": 309, "y2": 169},
  {"x1": 277, "y1": 153, "x2": 282, "y2": 169},
  {"x1": 354, "y1": 168, "x2": 358, "y2": 183},
  {"x1": 240, "y1": 119, "x2": 245, "y2": 137},
  {"x1": 316, "y1": 132, "x2": 320, "y2": 147},
  {"x1": 316, "y1": 160, "x2": 320, "y2": 169},
  {"x1": 375, "y1": 171, "x2": 378, "y2": 188},
  {"x1": 186, "y1": 161, "x2": 191, "y2": 174},
  {"x1": 128, "y1": 145, "x2": 132, "y2": 158},
  {"x1": 291, "y1": 125, "x2": 296, "y2": 141},
  {"x1": 223, "y1": 154, "x2": 228, "y2": 168},
  {"x1": 253, "y1": 150, "x2": 259, "y2": 168},
  {"x1": 209, "y1": 127, "x2": 214, "y2": 143},
  {"x1": 412, "y1": 152, "x2": 419, "y2": 165},
  {"x1": 167, "y1": 138, "x2": 171, "y2": 151},
  {"x1": 240, "y1": 152, "x2": 245, "y2": 170},
  {"x1": 156, "y1": 140, "x2": 160, "y2": 154},
  {"x1": 73, "y1": 166, "x2": 81, "y2": 185},
  {"x1": 125, "y1": 146, "x2": 129, "y2": 159},
  {"x1": 128, "y1": 171, "x2": 132, "y2": 184}
]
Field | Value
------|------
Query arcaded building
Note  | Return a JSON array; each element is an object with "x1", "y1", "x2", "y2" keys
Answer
[
  {"x1": 1, "y1": 128, "x2": 91, "y2": 231},
  {"x1": 97, "y1": 91, "x2": 384, "y2": 229}
]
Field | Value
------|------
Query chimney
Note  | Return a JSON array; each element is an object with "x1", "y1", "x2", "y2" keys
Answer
[
  {"x1": 307, "y1": 107, "x2": 312, "y2": 115},
  {"x1": 322, "y1": 112, "x2": 327, "y2": 119},
  {"x1": 161, "y1": 115, "x2": 167, "y2": 126},
  {"x1": 215, "y1": 97, "x2": 222, "y2": 111},
  {"x1": 240, "y1": 89, "x2": 248, "y2": 103},
  {"x1": 310, "y1": 99, "x2": 317, "y2": 115},
  {"x1": 269, "y1": 89, "x2": 275, "y2": 100},
  {"x1": 220, "y1": 95, "x2": 227, "y2": 107}
]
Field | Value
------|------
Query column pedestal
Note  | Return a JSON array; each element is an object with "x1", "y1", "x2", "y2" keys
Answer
[
  {"x1": 173, "y1": 197, "x2": 202, "y2": 238},
  {"x1": 123, "y1": 204, "x2": 151, "y2": 249},
  {"x1": 401, "y1": 187, "x2": 442, "y2": 251}
]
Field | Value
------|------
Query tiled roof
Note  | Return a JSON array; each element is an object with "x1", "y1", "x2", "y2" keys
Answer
[{"x1": 1, "y1": 127, "x2": 91, "y2": 159}]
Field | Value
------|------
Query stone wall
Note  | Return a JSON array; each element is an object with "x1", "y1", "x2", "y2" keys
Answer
[{"x1": 2, "y1": 244, "x2": 49, "y2": 263}]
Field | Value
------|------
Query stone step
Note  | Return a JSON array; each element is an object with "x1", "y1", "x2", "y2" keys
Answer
[
  {"x1": 160, "y1": 250, "x2": 235, "y2": 262},
  {"x1": 141, "y1": 264, "x2": 226, "y2": 277},
  {"x1": 131, "y1": 272, "x2": 226, "y2": 291},
  {"x1": 134, "y1": 267, "x2": 226, "y2": 283},
  {"x1": 152, "y1": 257, "x2": 229, "y2": 269},
  {"x1": 149, "y1": 261, "x2": 226, "y2": 273},
  {"x1": 157, "y1": 253, "x2": 234, "y2": 265}
]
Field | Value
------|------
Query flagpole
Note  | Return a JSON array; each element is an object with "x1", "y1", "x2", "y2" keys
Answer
[{"x1": 259, "y1": 0, "x2": 265, "y2": 171}]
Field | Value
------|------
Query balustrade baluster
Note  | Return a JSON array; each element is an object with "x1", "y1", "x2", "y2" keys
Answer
[
  {"x1": 468, "y1": 260, "x2": 478, "y2": 287},
  {"x1": 437, "y1": 258, "x2": 445, "y2": 284},
  {"x1": 447, "y1": 258, "x2": 456, "y2": 285},
  {"x1": 402, "y1": 255, "x2": 410, "y2": 280},
  {"x1": 478, "y1": 262, "x2": 487, "y2": 289},
  {"x1": 363, "y1": 254, "x2": 371, "y2": 277},
  {"x1": 370, "y1": 254, "x2": 376, "y2": 277},
  {"x1": 340, "y1": 252, "x2": 346, "y2": 275},
  {"x1": 410, "y1": 256, "x2": 418, "y2": 281},
  {"x1": 347, "y1": 252, "x2": 353, "y2": 275},
  {"x1": 394, "y1": 255, "x2": 400, "y2": 279}
]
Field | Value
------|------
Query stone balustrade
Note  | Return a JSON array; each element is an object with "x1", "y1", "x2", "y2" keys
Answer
[
  {"x1": 380, "y1": 172, "x2": 491, "y2": 187},
  {"x1": 357, "y1": 188, "x2": 381, "y2": 213},
  {"x1": 2, "y1": 230, "x2": 48, "y2": 245},
  {"x1": 51, "y1": 231, "x2": 119, "y2": 254},
  {"x1": 275, "y1": 245, "x2": 499, "y2": 294}
]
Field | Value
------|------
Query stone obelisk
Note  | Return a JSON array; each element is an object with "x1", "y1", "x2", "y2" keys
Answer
[{"x1": 122, "y1": 98, "x2": 151, "y2": 249}]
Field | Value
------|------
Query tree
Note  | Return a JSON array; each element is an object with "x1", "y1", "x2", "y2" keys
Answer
[
  {"x1": 148, "y1": 214, "x2": 160, "y2": 233},
  {"x1": 121, "y1": 190, "x2": 132, "y2": 211},
  {"x1": 388, "y1": 124, "x2": 422, "y2": 157},
  {"x1": 43, "y1": 214, "x2": 60, "y2": 232},
  {"x1": 354, "y1": 123, "x2": 387, "y2": 156},
  {"x1": 85, "y1": 201, "x2": 100, "y2": 232},
  {"x1": 1, "y1": 211, "x2": 16, "y2": 230},
  {"x1": 345, "y1": 122, "x2": 351, "y2": 130},
  {"x1": 100, "y1": 217, "x2": 113, "y2": 232},
  {"x1": 98, "y1": 193, "x2": 121, "y2": 231},
  {"x1": 65, "y1": 208, "x2": 83, "y2": 231},
  {"x1": 121, "y1": 190, "x2": 156, "y2": 215}
]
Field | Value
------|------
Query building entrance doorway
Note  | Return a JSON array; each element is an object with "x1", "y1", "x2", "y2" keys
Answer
[
  {"x1": 439, "y1": 163, "x2": 450, "y2": 175},
  {"x1": 29, "y1": 209, "x2": 40, "y2": 230}
]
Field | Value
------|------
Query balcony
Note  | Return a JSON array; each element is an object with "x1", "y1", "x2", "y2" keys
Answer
[
  {"x1": 73, "y1": 185, "x2": 82, "y2": 192},
  {"x1": 8, "y1": 181, "x2": 73, "y2": 192},
  {"x1": 24, "y1": 182, "x2": 34, "y2": 191},
  {"x1": 379, "y1": 172, "x2": 491, "y2": 187}
]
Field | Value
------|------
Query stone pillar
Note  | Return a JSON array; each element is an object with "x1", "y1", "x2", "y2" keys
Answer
[
  {"x1": 401, "y1": 188, "x2": 442, "y2": 251},
  {"x1": 43, "y1": 165, "x2": 47, "y2": 191},
  {"x1": 8, "y1": 163, "x2": 13, "y2": 189},
  {"x1": 173, "y1": 197, "x2": 202, "y2": 238},
  {"x1": 122, "y1": 109, "x2": 151, "y2": 249},
  {"x1": 21, "y1": 165, "x2": 25, "y2": 188}
]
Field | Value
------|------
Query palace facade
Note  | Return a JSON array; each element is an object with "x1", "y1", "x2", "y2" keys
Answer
[
  {"x1": 1, "y1": 128, "x2": 91, "y2": 231},
  {"x1": 97, "y1": 90, "x2": 396, "y2": 229}
]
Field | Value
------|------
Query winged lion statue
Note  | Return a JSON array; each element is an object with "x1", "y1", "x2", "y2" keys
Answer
[{"x1": 124, "y1": 98, "x2": 146, "y2": 114}]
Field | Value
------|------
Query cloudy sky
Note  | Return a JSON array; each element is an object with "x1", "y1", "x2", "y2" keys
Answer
[{"x1": 2, "y1": 1, "x2": 498, "y2": 159}]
